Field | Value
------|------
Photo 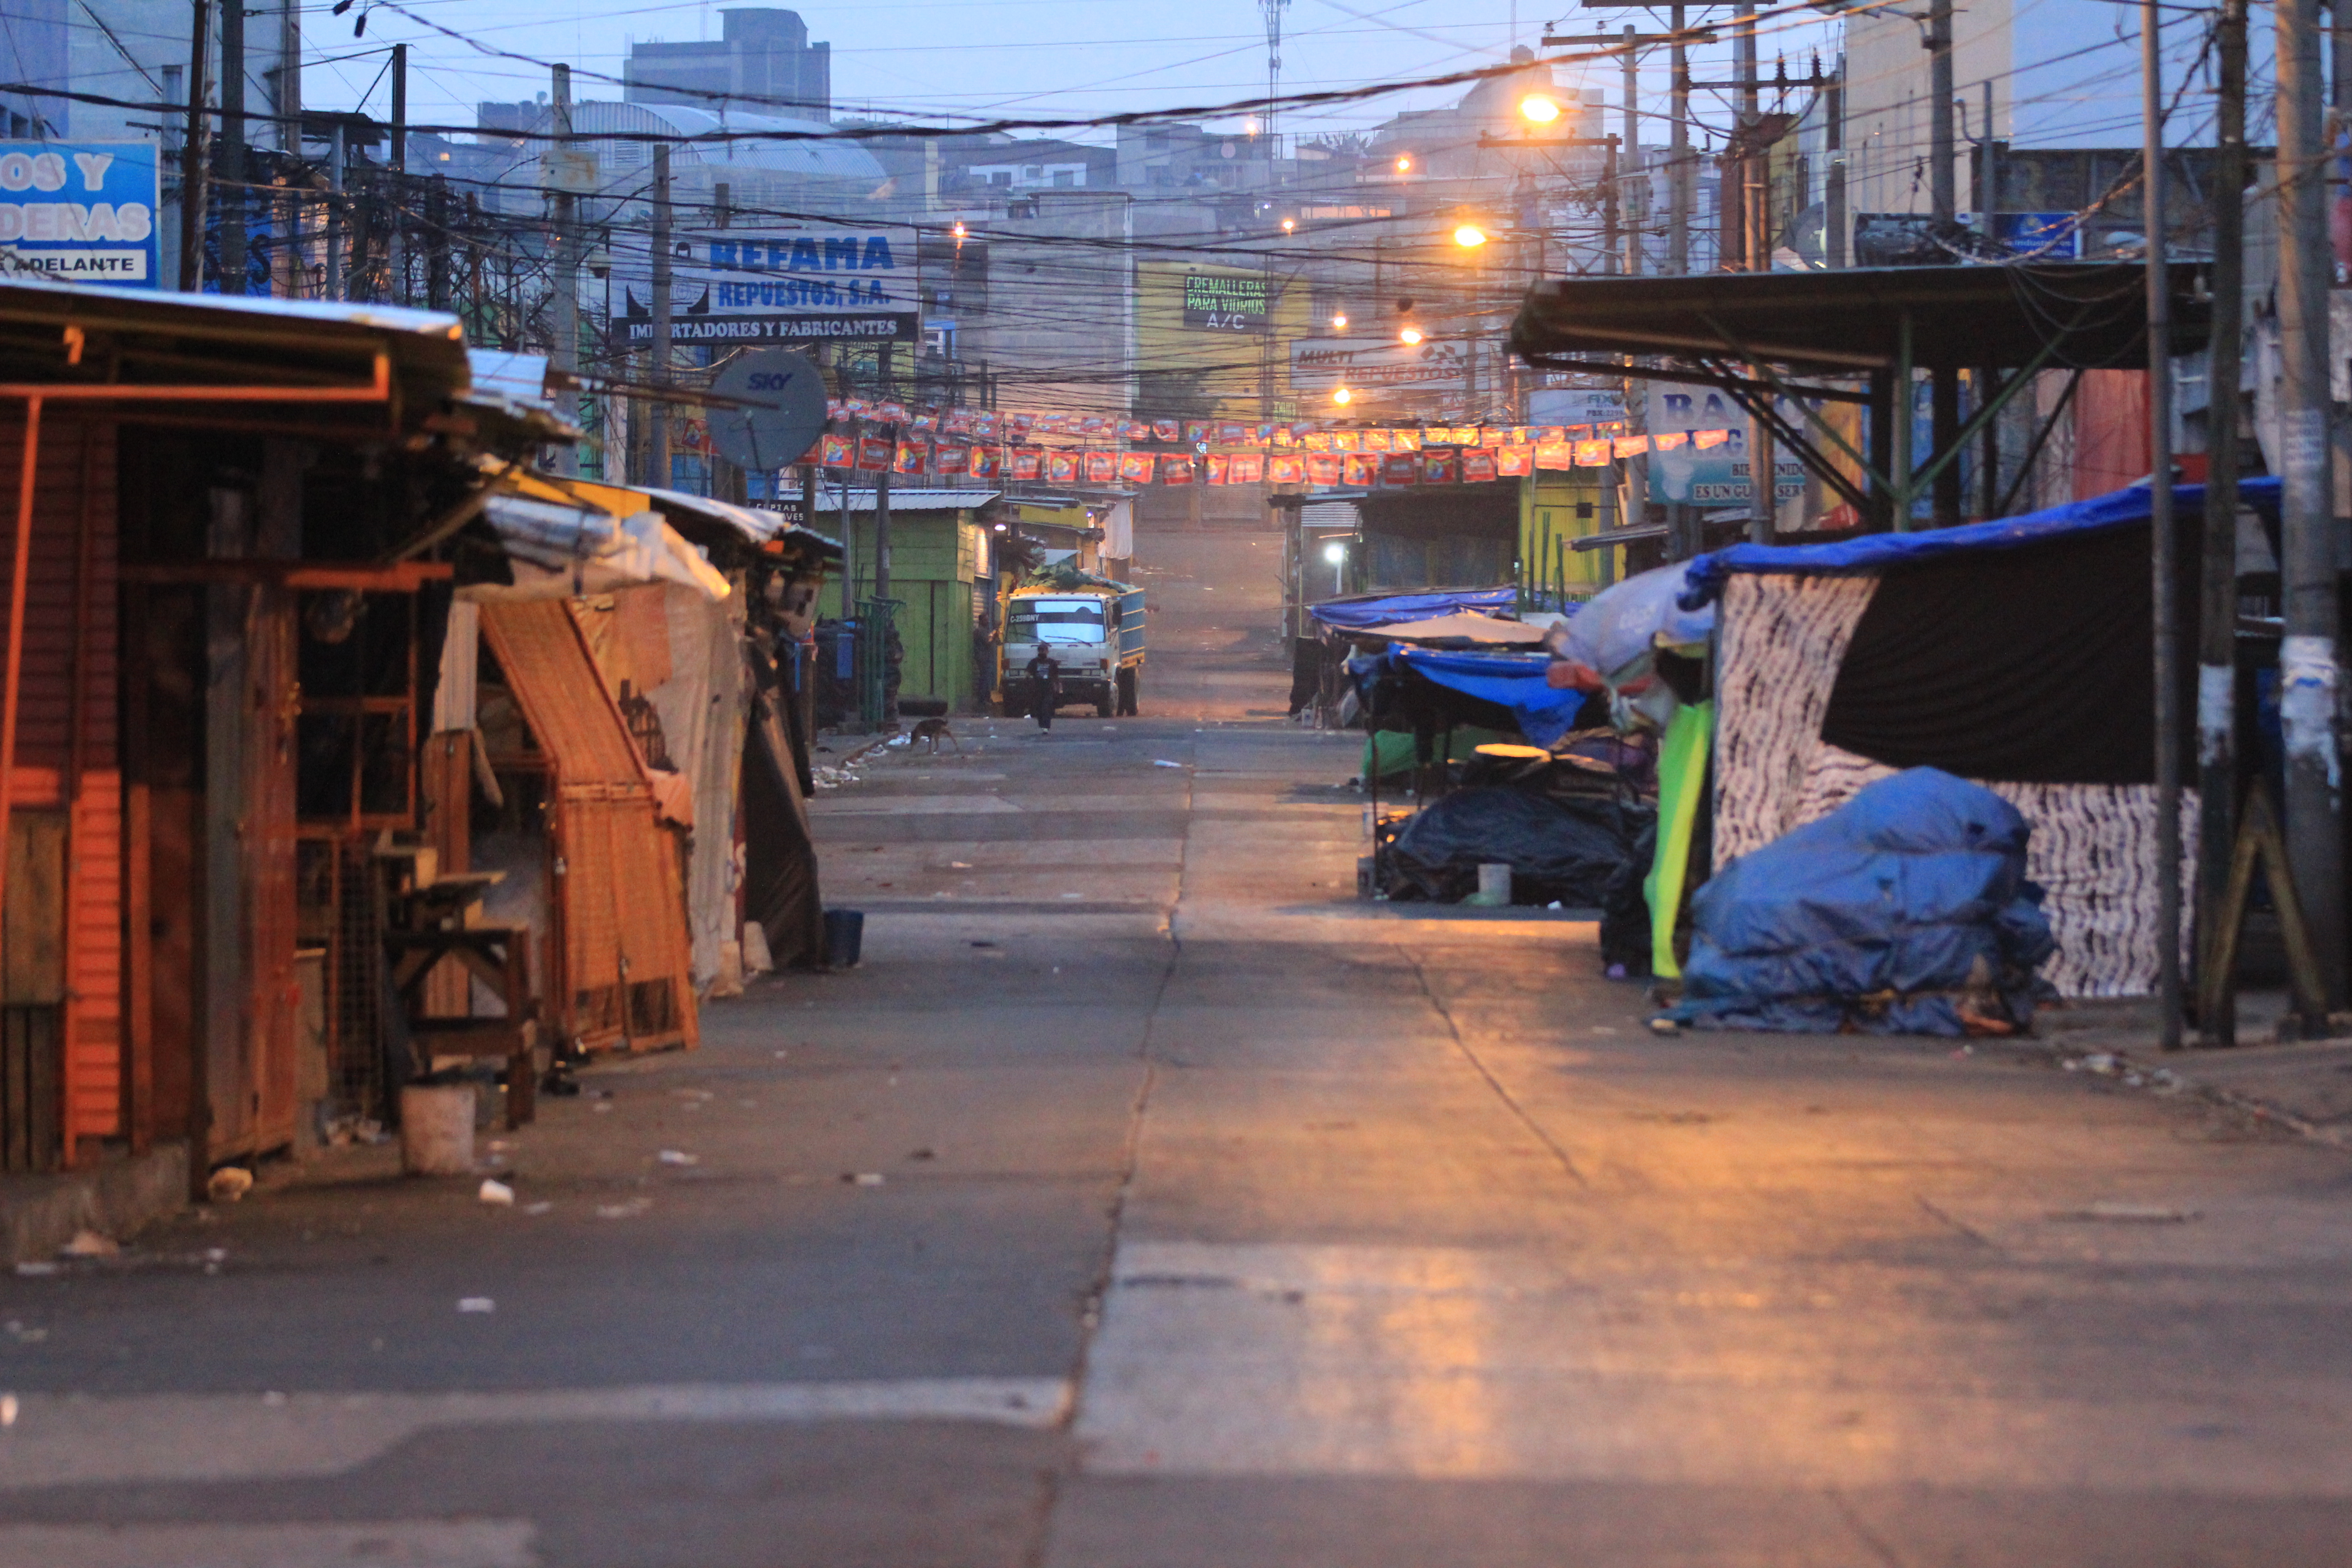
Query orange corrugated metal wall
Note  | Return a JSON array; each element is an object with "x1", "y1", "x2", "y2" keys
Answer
[
  {"x1": 478, "y1": 601, "x2": 696, "y2": 1053},
  {"x1": 0, "y1": 415, "x2": 121, "y2": 1147}
]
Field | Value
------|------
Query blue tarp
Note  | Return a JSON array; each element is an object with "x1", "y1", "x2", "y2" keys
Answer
[
  {"x1": 1386, "y1": 647, "x2": 1588, "y2": 747},
  {"x1": 1664, "y1": 769, "x2": 2054, "y2": 1037},
  {"x1": 1309, "y1": 586, "x2": 1522, "y2": 630},
  {"x1": 1681, "y1": 477, "x2": 2284, "y2": 606}
]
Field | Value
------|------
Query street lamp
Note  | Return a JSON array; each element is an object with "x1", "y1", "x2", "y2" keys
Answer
[
  {"x1": 1398, "y1": 326, "x2": 1424, "y2": 345},
  {"x1": 1519, "y1": 93, "x2": 1561, "y2": 125},
  {"x1": 1323, "y1": 540, "x2": 1347, "y2": 594},
  {"x1": 1394, "y1": 154, "x2": 1413, "y2": 173},
  {"x1": 1333, "y1": 387, "x2": 1354, "y2": 405},
  {"x1": 1331, "y1": 311, "x2": 1348, "y2": 328},
  {"x1": 1281, "y1": 217, "x2": 1296, "y2": 233},
  {"x1": 1453, "y1": 224, "x2": 1489, "y2": 249}
]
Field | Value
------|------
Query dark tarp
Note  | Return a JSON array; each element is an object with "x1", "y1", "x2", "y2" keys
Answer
[
  {"x1": 741, "y1": 642, "x2": 824, "y2": 969},
  {"x1": 1387, "y1": 788, "x2": 1653, "y2": 907},
  {"x1": 1818, "y1": 519, "x2": 2200, "y2": 784},
  {"x1": 1309, "y1": 586, "x2": 1519, "y2": 630}
]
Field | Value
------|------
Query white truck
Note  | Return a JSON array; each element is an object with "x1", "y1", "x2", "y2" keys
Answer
[{"x1": 1003, "y1": 579, "x2": 1147, "y2": 717}]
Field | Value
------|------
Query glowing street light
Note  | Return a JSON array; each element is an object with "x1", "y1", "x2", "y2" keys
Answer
[
  {"x1": 1322, "y1": 543, "x2": 1347, "y2": 564},
  {"x1": 1453, "y1": 224, "x2": 1489, "y2": 249},
  {"x1": 1394, "y1": 153, "x2": 1413, "y2": 173},
  {"x1": 1331, "y1": 312, "x2": 1348, "y2": 328},
  {"x1": 1398, "y1": 326, "x2": 1424, "y2": 345},
  {"x1": 1281, "y1": 216, "x2": 1296, "y2": 233},
  {"x1": 1333, "y1": 387, "x2": 1354, "y2": 405},
  {"x1": 1519, "y1": 93, "x2": 1561, "y2": 125}
]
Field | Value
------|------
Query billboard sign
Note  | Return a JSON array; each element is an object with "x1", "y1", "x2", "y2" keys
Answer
[
  {"x1": 0, "y1": 142, "x2": 159, "y2": 289},
  {"x1": 1181, "y1": 272, "x2": 1269, "y2": 332},
  {"x1": 612, "y1": 224, "x2": 918, "y2": 347},
  {"x1": 1646, "y1": 385, "x2": 1804, "y2": 507},
  {"x1": 1289, "y1": 337, "x2": 1467, "y2": 396}
]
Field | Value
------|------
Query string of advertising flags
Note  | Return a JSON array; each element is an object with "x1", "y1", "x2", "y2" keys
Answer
[{"x1": 808, "y1": 397, "x2": 1737, "y2": 489}]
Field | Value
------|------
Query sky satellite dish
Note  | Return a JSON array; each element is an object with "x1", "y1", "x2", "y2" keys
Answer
[{"x1": 706, "y1": 348, "x2": 828, "y2": 473}]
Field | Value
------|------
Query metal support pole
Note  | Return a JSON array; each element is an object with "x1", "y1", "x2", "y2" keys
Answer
[
  {"x1": 389, "y1": 44, "x2": 407, "y2": 305},
  {"x1": 2198, "y1": 0, "x2": 2249, "y2": 1044},
  {"x1": 549, "y1": 65, "x2": 580, "y2": 479},
  {"x1": 0, "y1": 398, "x2": 42, "y2": 930},
  {"x1": 1669, "y1": 3, "x2": 1690, "y2": 276},
  {"x1": 650, "y1": 142, "x2": 673, "y2": 492},
  {"x1": 2143, "y1": 0, "x2": 2182, "y2": 1050},
  {"x1": 2277, "y1": 0, "x2": 2345, "y2": 1007},
  {"x1": 1825, "y1": 57, "x2": 1847, "y2": 268},
  {"x1": 875, "y1": 343, "x2": 895, "y2": 605},
  {"x1": 325, "y1": 120, "x2": 344, "y2": 301},
  {"x1": 217, "y1": 0, "x2": 244, "y2": 294},
  {"x1": 177, "y1": 0, "x2": 209, "y2": 294},
  {"x1": 1890, "y1": 311, "x2": 1914, "y2": 530},
  {"x1": 1928, "y1": 0, "x2": 1955, "y2": 225},
  {"x1": 1622, "y1": 26, "x2": 1642, "y2": 276}
]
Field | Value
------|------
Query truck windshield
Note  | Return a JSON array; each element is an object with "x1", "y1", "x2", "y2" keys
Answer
[{"x1": 1009, "y1": 599, "x2": 1106, "y2": 645}]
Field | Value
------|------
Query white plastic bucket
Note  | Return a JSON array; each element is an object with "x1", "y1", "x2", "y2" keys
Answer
[
  {"x1": 400, "y1": 1084, "x2": 477, "y2": 1176},
  {"x1": 1473, "y1": 862, "x2": 1513, "y2": 906}
]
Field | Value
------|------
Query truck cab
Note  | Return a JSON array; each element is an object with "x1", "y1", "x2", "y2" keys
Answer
[{"x1": 1004, "y1": 583, "x2": 1146, "y2": 717}]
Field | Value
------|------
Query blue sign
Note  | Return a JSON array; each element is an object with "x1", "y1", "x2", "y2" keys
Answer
[
  {"x1": 1995, "y1": 211, "x2": 2081, "y2": 260},
  {"x1": 0, "y1": 142, "x2": 160, "y2": 289}
]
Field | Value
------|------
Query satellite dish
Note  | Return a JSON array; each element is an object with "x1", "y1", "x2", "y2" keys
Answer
[{"x1": 706, "y1": 348, "x2": 828, "y2": 473}]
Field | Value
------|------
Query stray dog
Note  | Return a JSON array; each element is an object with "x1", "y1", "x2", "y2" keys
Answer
[{"x1": 910, "y1": 716, "x2": 962, "y2": 755}]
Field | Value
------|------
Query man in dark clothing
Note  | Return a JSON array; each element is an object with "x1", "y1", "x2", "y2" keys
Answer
[{"x1": 1024, "y1": 649, "x2": 1062, "y2": 732}]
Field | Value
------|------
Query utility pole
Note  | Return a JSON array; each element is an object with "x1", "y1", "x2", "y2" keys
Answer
[
  {"x1": 390, "y1": 43, "x2": 408, "y2": 305},
  {"x1": 177, "y1": 0, "x2": 209, "y2": 293},
  {"x1": 1733, "y1": 1, "x2": 1757, "y2": 270},
  {"x1": 549, "y1": 64, "x2": 580, "y2": 479},
  {"x1": 217, "y1": 0, "x2": 244, "y2": 293},
  {"x1": 2141, "y1": 0, "x2": 2181, "y2": 1049},
  {"x1": 650, "y1": 142, "x2": 673, "y2": 492},
  {"x1": 1927, "y1": 0, "x2": 1955, "y2": 224},
  {"x1": 2278, "y1": 0, "x2": 2345, "y2": 1007},
  {"x1": 1825, "y1": 57, "x2": 1847, "y2": 267},
  {"x1": 1669, "y1": 3, "x2": 1690, "y2": 275},
  {"x1": 875, "y1": 342, "x2": 894, "y2": 603},
  {"x1": 1621, "y1": 25, "x2": 1642, "y2": 275},
  {"x1": 2199, "y1": 0, "x2": 2249, "y2": 1043},
  {"x1": 324, "y1": 119, "x2": 344, "y2": 301}
]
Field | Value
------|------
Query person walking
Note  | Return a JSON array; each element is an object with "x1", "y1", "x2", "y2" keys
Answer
[{"x1": 1024, "y1": 648, "x2": 1062, "y2": 733}]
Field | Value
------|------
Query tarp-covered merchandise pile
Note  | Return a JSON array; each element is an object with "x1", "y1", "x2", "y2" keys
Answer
[
  {"x1": 1665, "y1": 769, "x2": 2053, "y2": 1036},
  {"x1": 1385, "y1": 789, "x2": 1652, "y2": 906}
]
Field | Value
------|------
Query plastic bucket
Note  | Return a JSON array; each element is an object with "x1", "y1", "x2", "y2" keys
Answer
[
  {"x1": 823, "y1": 909, "x2": 866, "y2": 969},
  {"x1": 1470, "y1": 862, "x2": 1514, "y2": 907},
  {"x1": 399, "y1": 1083, "x2": 477, "y2": 1176}
]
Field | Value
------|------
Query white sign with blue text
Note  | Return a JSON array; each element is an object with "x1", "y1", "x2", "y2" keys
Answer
[{"x1": 0, "y1": 142, "x2": 159, "y2": 289}]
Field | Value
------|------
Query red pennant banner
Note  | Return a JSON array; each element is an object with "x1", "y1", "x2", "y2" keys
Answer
[
  {"x1": 1152, "y1": 419, "x2": 1181, "y2": 442},
  {"x1": 1342, "y1": 453, "x2": 1378, "y2": 487},
  {"x1": 1265, "y1": 454, "x2": 1302, "y2": 485},
  {"x1": 1228, "y1": 452, "x2": 1265, "y2": 485},
  {"x1": 820, "y1": 433, "x2": 853, "y2": 469},
  {"x1": 1535, "y1": 441, "x2": 1575, "y2": 471},
  {"x1": 1010, "y1": 450, "x2": 1044, "y2": 480},
  {"x1": 893, "y1": 440, "x2": 930, "y2": 475},
  {"x1": 1392, "y1": 429, "x2": 1421, "y2": 453},
  {"x1": 1203, "y1": 454, "x2": 1229, "y2": 485},
  {"x1": 1084, "y1": 451, "x2": 1117, "y2": 484},
  {"x1": 1118, "y1": 451, "x2": 1156, "y2": 485},
  {"x1": 1160, "y1": 456, "x2": 1195, "y2": 485},
  {"x1": 1461, "y1": 449, "x2": 1498, "y2": 483},
  {"x1": 1305, "y1": 453, "x2": 1341, "y2": 485},
  {"x1": 1573, "y1": 440, "x2": 1612, "y2": 467},
  {"x1": 1047, "y1": 451, "x2": 1081, "y2": 484},
  {"x1": 855, "y1": 435, "x2": 892, "y2": 471},
  {"x1": 934, "y1": 443, "x2": 970, "y2": 476},
  {"x1": 1380, "y1": 453, "x2": 1418, "y2": 485},
  {"x1": 1333, "y1": 431, "x2": 1362, "y2": 453},
  {"x1": 970, "y1": 446, "x2": 1002, "y2": 479},
  {"x1": 1421, "y1": 451, "x2": 1458, "y2": 483},
  {"x1": 1361, "y1": 430, "x2": 1393, "y2": 454},
  {"x1": 1495, "y1": 445, "x2": 1533, "y2": 478}
]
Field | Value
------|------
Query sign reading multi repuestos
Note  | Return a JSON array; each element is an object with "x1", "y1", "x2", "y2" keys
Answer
[
  {"x1": 612, "y1": 224, "x2": 917, "y2": 347},
  {"x1": 1181, "y1": 272, "x2": 1268, "y2": 332},
  {"x1": 0, "y1": 142, "x2": 159, "y2": 288}
]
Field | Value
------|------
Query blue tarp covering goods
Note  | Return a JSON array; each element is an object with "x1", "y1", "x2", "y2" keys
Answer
[
  {"x1": 1665, "y1": 769, "x2": 2053, "y2": 1037},
  {"x1": 1387, "y1": 789, "x2": 1652, "y2": 907},
  {"x1": 1369, "y1": 648, "x2": 1588, "y2": 747},
  {"x1": 1309, "y1": 586, "x2": 1520, "y2": 630}
]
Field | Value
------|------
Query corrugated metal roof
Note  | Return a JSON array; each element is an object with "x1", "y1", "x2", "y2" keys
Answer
[{"x1": 812, "y1": 487, "x2": 1001, "y2": 514}]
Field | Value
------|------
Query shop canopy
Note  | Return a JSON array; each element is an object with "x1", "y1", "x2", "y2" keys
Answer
[
  {"x1": 1310, "y1": 586, "x2": 1520, "y2": 631},
  {"x1": 476, "y1": 471, "x2": 731, "y2": 602}
]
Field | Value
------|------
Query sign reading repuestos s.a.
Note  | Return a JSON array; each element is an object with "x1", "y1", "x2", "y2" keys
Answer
[{"x1": 0, "y1": 142, "x2": 159, "y2": 289}]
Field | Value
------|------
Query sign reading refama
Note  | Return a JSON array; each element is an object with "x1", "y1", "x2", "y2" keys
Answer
[
  {"x1": 612, "y1": 224, "x2": 918, "y2": 347},
  {"x1": 0, "y1": 142, "x2": 159, "y2": 289}
]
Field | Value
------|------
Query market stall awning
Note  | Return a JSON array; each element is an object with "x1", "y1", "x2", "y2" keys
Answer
[
  {"x1": 1508, "y1": 263, "x2": 2211, "y2": 377},
  {"x1": 1363, "y1": 647, "x2": 1588, "y2": 748},
  {"x1": 633, "y1": 485, "x2": 845, "y2": 565},
  {"x1": 1371, "y1": 612, "x2": 1551, "y2": 646},
  {"x1": 475, "y1": 486, "x2": 731, "y2": 603},
  {"x1": 1310, "y1": 586, "x2": 1521, "y2": 631}
]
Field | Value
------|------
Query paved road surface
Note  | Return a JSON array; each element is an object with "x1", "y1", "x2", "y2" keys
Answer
[{"x1": 0, "y1": 529, "x2": 2347, "y2": 1565}]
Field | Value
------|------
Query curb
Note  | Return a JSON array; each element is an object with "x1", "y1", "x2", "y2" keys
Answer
[{"x1": 0, "y1": 1142, "x2": 191, "y2": 1264}]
